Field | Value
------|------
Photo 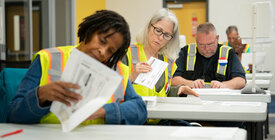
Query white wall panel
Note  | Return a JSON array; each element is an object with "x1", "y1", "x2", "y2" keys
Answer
[{"x1": 106, "y1": 0, "x2": 163, "y2": 44}]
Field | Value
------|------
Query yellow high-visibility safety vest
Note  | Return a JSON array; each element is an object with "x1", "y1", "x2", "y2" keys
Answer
[
  {"x1": 222, "y1": 41, "x2": 250, "y2": 53},
  {"x1": 222, "y1": 42, "x2": 250, "y2": 73},
  {"x1": 125, "y1": 43, "x2": 177, "y2": 97},
  {"x1": 33, "y1": 45, "x2": 128, "y2": 124},
  {"x1": 186, "y1": 43, "x2": 231, "y2": 88}
]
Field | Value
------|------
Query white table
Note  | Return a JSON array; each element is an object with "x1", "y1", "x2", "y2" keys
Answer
[
  {"x1": 246, "y1": 73, "x2": 273, "y2": 80},
  {"x1": 191, "y1": 89, "x2": 271, "y2": 103},
  {"x1": 146, "y1": 98, "x2": 267, "y2": 140},
  {"x1": 247, "y1": 80, "x2": 271, "y2": 89},
  {"x1": 148, "y1": 99, "x2": 267, "y2": 121},
  {"x1": 245, "y1": 73, "x2": 273, "y2": 89},
  {"x1": 0, "y1": 124, "x2": 247, "y2": 140},
  {"x1": 189, "y1": 88, "x2": 271, "y2": 138}
]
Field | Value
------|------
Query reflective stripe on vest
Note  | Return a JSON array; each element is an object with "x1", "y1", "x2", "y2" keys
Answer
[
  {"x1": 217, "y1": 45, "x2": 231, "y2": 75},
  {"x1": 244, "y1": 44, "x2": 249, "y2": 53},
  {"x1": 129, "y1": 44, "x2": 139, "y2": 72},
  {"x1": 44, "y1": 47, "x2": 64, "y2": 82},
  {"x1": 166, "y1": 59, "x2": 175, "y2": 93},
  {"x1": 111, "y1": 62, "x2": 126, "y2": 103},
  {"x1": 167, "y1": 58, "x2": 173, "y2": 80},
  {"x1": 128, "y1": 47, "x2": 133, "y2": 72},
  {"x1": 186, "y1": 44, "x2": 230, "y2": 76},
  {"x1": 186, "y1": 43, "x2": 197, "y2": 71}
]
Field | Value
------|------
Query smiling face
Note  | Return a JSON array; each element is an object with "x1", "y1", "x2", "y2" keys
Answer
[
  {"x1": 148, "y1": 17, "x2": 174, "y2": 51},
  {"x1": 77, "y1": 30, "x2": 123, "y2": 63},
  {"x1": 196, "y1": 31, "x2": 219, "y2": 58}
]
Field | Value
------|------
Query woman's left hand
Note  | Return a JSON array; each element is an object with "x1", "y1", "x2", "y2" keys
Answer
[{"x1": 129, "y1": 62, "x2": 152, "y2": 82}]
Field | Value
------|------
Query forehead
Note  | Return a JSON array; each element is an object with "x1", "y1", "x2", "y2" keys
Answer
[
  {"x1": 106, "y1": 32, "x2": 123, "y2": 46},
  {"x1": 153, "y1": 17, "x2": 174, "y2": 33},
  {"x1": 196, "y1": 31, "x2": 216, "y2": 43},
  {"x1": 228, "y1": 30, "x2": 238, "y2": 37}
]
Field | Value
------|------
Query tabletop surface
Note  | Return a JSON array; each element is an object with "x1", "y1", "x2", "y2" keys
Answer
[
  {"x1": 246, "y1": 73, "x2": 273, "y2": 80},
  {"x1": 0, "y1": 124, "x2": 246, "y2": 140},
  {"x1": 190, "y1": 89, "x2": 271, "y2": 103},
  {"x1": 147, "y1": 98, "x2": 267, "y2": 122}
]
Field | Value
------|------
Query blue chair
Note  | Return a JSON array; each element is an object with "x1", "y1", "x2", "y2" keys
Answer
[{"x1": 0, "y1": 68, "x2": 28, "y2": 123}]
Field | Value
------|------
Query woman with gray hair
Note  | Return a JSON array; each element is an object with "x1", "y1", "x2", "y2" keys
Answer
[{"x1": 122, "y1": 8, "x2": 198, "y2": 100}]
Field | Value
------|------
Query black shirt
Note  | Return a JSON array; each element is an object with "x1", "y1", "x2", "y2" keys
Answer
[{"x1": 173, "y1": 44, "x2": 246, "y2": 80}]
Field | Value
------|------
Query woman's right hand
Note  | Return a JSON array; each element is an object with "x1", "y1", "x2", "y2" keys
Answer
[
  {"x1": 37, "y1": 81, "x2": 82, "y2": 107},
  {"x1": 129, "y1": 62, "x2": 152, "y2": 82},
  {"x1": 177, "y1": 86, "x2": 199, "y2": 97}
]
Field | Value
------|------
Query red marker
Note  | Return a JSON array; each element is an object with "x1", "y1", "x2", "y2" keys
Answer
[{"x1": 1, "y1": 129, "x2": 23, "y2": 138}]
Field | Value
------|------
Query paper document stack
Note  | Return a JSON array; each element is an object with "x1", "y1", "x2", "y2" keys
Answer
[{"x1": 50, "y1": 48, "x2": 122, "y2": 132}]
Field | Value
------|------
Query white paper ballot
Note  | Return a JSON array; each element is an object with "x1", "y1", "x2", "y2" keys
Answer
[
  {"x1": 50, "y1": 48, "x2": 122, "y2": 132},
  {"x1": 134, "y1": 57, "x2": 168, "y2": 89}
]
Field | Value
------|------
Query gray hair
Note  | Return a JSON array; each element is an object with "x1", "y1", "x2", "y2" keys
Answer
[
  {"x1": 136, "y1": 8, "x2": 180, "y2": 60},
  {"x1": 226, "y1": 25, "x2": 238, "y2": 35},
  {"x1": 196, "y1": 22, "x2": 217, "y2": 37}
]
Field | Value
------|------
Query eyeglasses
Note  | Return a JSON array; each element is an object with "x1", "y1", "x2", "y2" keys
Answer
[{"x1": 151, "y1": 24, "x2": 173, "y2": 41}]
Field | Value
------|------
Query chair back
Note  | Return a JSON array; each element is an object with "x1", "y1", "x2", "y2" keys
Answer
[{"x1": 0, "y1": 68, "x2": 28, "y2": 123}]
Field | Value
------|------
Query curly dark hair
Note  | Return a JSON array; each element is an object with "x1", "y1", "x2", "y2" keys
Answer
[{"x1": 78, "y1": 10, "x2": 130, "y2": 70}]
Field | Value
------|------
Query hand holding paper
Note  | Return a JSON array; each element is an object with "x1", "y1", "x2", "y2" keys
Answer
[
  {"x1": 50, "y1": 48, "x2": 122, "y2": 132},
  {"x1": 134, "y1": 57, "x2": 168, "y2": 89}
]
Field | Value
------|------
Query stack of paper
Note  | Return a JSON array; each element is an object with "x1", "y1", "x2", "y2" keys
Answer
[{"x1": 50, "y1": 48, "x2": 122, "y2": 132}]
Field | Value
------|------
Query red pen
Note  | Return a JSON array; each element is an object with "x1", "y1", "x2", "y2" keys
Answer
[{"x1": 1, "y1": 129, "x2": 23, "y2": 138}]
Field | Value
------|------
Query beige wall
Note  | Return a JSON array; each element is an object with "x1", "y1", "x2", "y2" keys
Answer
[
  {"x1": 106, "y1": 0, "x2": 163, "y2": 44},
  {"x1": 75, "y1": 0, "x2": 106, "y2": 43}
]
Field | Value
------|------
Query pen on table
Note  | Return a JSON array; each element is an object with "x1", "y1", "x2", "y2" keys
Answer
[{"x1": 1, "y1": 129, "x2": 23, "y2": 138}]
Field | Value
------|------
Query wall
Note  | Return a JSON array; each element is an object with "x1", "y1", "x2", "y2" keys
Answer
[
  {"x1": 106, "y1": 0, "x2": 162, "y2": 44},
  {"x1": 75, "y1": 0, "x2": 106, "y2": 43},
  {"x1": 168, "y1": 1, "x2": 206, "y2": 44},
  {"x1": 209, "y1": 0, "x2": 275, "y2": 92},
  {"x1": 56, "y1": 0, "x2": 69, "y2": 46}
]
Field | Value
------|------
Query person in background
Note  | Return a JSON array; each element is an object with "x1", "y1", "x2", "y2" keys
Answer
[
  {"x1": 7, "y1": 10, "x2": 147, "y2": 125},
  {"x1": 121, "y1": 8, "x2": 198, "y2": 98},
  {"x1": 121, "y1": 8, "x2": 198, "y2": 125},
  {"x1": 223, "y1": 25, "x2": 250, "y2": 60},
  {"x1": 223, "y1": 25, "x2": 252, "y2": 73},
  {"x1": 172, "y1": 22, "x2": 246, "y2": 89}
]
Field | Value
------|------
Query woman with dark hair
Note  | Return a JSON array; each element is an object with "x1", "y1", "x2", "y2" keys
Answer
[{"x1": 7, "y1": 10, "x2": 147, "y2": 125}]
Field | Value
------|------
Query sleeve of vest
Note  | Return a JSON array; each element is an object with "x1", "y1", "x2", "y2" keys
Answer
[
  {"x1": 103, "y1": 80, "x2": 147, "y2": 124},
  {"x1": 6, "y1": 57, "x2": 51, "y2": 123}
]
